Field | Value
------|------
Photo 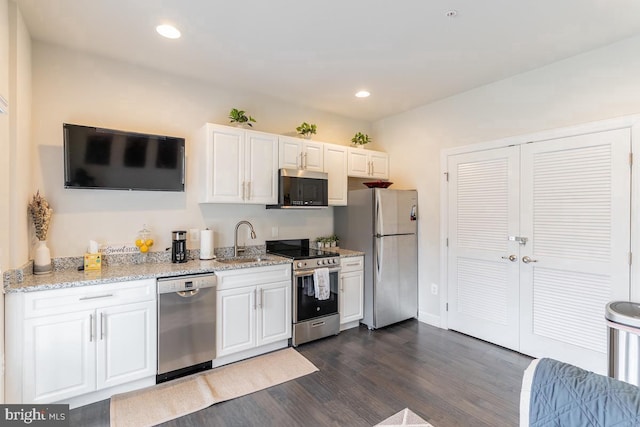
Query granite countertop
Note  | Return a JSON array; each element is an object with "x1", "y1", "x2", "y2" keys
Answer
[
  {"x1": 5, "y1": 255, "x2": 292, "y2": 293},
  {"x1": 5, "y1": 248, "x2": 365, "y2": 293},
  {"x1": 327, "y1": 247, "x2": 365, "y2": 257}
]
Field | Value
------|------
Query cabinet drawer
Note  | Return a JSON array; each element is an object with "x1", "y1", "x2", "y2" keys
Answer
[
  {"x1": 340, "y1": 256, "x2": 363, "y2": 273},
  {"x1": 23, "y1": 279, "x2": 156, "y2": 318},
  {"x1": 216, "y1": 264, "x2": 292, "y2": 291}
]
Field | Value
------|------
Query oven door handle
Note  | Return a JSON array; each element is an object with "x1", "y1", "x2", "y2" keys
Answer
[{"x1": 294, "y1": 267, "x2": 341, "y2": 277}]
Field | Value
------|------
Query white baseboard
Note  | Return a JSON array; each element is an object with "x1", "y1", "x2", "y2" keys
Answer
[{"x1": 418, "y1": 311, "x2": 441, "y2": 328}]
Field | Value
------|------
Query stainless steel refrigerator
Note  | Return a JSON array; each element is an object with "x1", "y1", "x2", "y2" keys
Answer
[{"x1": 334, "y1": 188, "x2": 418, "y2": 329}]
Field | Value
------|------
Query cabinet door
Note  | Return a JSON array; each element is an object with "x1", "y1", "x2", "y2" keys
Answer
[
  {"x1": 256, "y1": 281, "x2": 291, "y2": 346},
  {"x1": 96, "y1": 301, "x2": 156, "y2": 390},
  {"x1": 203, "y1": 125, "x2": 245, "y2": 203},
  {"x1": 23, "y1": 310, "x2": 96, "y2": 403},
  {"x1": 279, "y1": 137, "x2": 302, "y2": 169},
  {"x1": 369, "y1": 151, "x2": 389, "y2": 179},
  {"x1": 347, "y1": 148, "x2": 370, "y2": 178},
  {"x1": 302, "y1": 141, "x2": 324, "y2": 172},
  {"x1": 245, "y1": 131, "x2": 278, "y2": 204},
  {"x1": 217, "y1": 286, "x2": 256, "y2": 357},
  {"x1": 340, "y1": 271, "x2": 364, "y2": 324},
  {"x1": 324, "y1": 144, "x2": 348, "y2": 206}
]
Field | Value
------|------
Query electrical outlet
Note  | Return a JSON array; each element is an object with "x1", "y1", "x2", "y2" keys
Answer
[
  {"x1": 430, "y1": 283, "x2": 439, "y2": 295},
  {"x1": 272, "y1": 226, "x2": 279, "y2": 238},
  {"x1": 189, "y1": 228, "x2": 200, "y2": 242}
]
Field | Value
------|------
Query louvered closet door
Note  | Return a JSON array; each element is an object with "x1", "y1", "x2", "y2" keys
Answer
[
  {"x1": 447, "y1": 146, "x2": 521, "y2": 350},
  {"x1": 519, "y1": 129, "x2": 630, "y2": 374}
]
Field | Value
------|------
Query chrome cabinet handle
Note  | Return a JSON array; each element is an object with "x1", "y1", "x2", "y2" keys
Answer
[
  {"x1": 100, "y1": 312, "x2": 105, "y2": 340},
  {"x1": 370, "y1": 161, "x2": 374, "y2": 176},
  {"x1": 253, "y1": 289, "x2": 257, "y2": 310},
  {"x1": 89, "y1": 314, "x2": 94, "y2": 342},
  {"x1": 247, "y1": 182, "x2": 251, "y2": 200},
  {"x1": 299, "y1": 153, "x2": 304, "y2": 169},
  {"x1": 501, "y1": 255, "x2": 518, "y2": 262},
  {"x1": 259, "y1": 288, "x2": 264, "y2": 309},
  {"x1": 522, "y1": 256, "x2": 538, "y2": 264},
  {"x1": 79, "y1": 294, "x2": 113, "y2": 301}
]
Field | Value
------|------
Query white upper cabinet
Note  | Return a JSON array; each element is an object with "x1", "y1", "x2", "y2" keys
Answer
[
  {"x1": 279, "y1": 136, "x2": 324, "y2": 172},
  {"x1": 198, "y1": 124, "x2": 278, "y2": 204},
  {"x1": 323, "y1": 143, "x2": 348, "y2": 206},
  {"x1": 347, "y1": 147, "x2": 389, "y2": 179}
]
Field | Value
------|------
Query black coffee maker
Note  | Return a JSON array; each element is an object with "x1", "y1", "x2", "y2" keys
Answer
[{"x1": 171, "y1": 230, "x2": 187, "y2": 263}]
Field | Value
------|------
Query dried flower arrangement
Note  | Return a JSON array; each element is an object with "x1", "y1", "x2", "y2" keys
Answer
[{"x1": 28, "y1": 191, "x2": 53, "y2": 241}]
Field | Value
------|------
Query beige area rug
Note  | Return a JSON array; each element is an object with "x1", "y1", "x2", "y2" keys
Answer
[
  {"x1": 376, "y1": 408, "x2": 435, "y2": 427},
  {"x1": 110, "y1": 348, "x2": 318, "y2": 427}
]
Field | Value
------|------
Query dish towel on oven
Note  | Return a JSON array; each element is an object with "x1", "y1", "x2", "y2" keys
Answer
[{"x1": 313, "y1": 268, "x2": 330, "y2": 300}]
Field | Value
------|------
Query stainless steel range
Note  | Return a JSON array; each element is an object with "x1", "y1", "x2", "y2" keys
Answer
[{"x1": 266, "y1": 239, "x2": 340, "y2": 346}]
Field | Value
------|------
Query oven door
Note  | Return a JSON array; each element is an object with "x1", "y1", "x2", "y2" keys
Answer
[{"x1": 293, "y1": 267, "x2": 340, "y2": 323}]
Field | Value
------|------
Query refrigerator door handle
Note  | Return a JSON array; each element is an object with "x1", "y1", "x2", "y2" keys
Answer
[
  {"x1": 375, "y1": 236, "x2": 383, "y2": 281},
  {"x1": 375, "y1": 192, "x2": 383, "y2": 236}
]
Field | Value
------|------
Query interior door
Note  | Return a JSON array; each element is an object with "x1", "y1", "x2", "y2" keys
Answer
[
  {"x1": 447, "y1": 146, "x2": 521, "y2": 350},
  {"x1": 519, "y1": 128, "x2": 631, "y2": 374}
]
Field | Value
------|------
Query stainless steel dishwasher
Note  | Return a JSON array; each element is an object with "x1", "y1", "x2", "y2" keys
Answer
[{"x1": 157, "y1": 273, "x2": 216, "y2": 383}]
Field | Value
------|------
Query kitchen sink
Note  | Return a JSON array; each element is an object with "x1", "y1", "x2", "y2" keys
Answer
[{"x1": 216, "y1": 256, "x2": 271, "y2": 264}]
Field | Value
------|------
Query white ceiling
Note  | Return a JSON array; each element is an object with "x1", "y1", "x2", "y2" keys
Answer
[{"x1": 15, "y1": 0, "x2": 640, "y2": 121}]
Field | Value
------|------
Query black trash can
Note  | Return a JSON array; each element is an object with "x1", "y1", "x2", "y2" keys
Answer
[{"x1": 605, "y1": 301, "x2": 640, "y2": 386}]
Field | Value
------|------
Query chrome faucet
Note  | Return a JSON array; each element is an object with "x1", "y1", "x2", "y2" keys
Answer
[{"x1": 234, "y1": 220, "x2": 257, "y2": 257}]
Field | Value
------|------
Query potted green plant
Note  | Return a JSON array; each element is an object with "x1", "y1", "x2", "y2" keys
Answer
[
  {"x1": 351, "y1": 132, "x2": 371, "y2": 147},
  {"x1": 315, "y1": 237, "x2": 324, "y2": 249},
  {"x1": 229, "y1": 108, "x2": 256, "y2": 127},
  {"x1": 329, "y1": 234, "x2": 339, "y2": 247},
  {"x1": 296, "y1": 122, "x2": 317, "y2": 139}
]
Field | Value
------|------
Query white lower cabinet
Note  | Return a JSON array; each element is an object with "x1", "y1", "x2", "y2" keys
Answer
[
  {"x1": 7, "y1": 279, "x2": 156, "y2": 405},
  {"x1": 340, "y1": 256, "x2": 364, "y2": 328},
  {"x1": 216, "y1": 264, "x2": 292, "y2": 359},
  {"x1": 24, "y1": 310, "x2": 96, "y2": 403}
]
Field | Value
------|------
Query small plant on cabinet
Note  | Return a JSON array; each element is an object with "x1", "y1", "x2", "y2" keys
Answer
[
  {"x1": 296, "y1": 122, "x2": 317, "y2": 138},
  {"x1": 351, "y1": 132, "x2": 371, "y2": 146},
  {"x1": 229, "y1": 108, "x2": 256, "y2": 127}
]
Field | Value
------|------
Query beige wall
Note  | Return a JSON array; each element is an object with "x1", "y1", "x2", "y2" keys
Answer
[
  {"x1": 30, "y1": 42, "x2": 370, "y2": 258},
  {"x1": 2, "y1": 0, "x2": 32, "y2": 404},
  {"x1": 374, "y1": 34, "x2": 640, "y2": 325},
  {"x1": 8, "y1": 0, "x2": 30, "y2": 268},
  {"x1": 0, "y1": 2, "x2": 9, "y2": 273}
]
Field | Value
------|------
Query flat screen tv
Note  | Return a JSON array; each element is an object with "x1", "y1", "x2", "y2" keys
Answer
[{"x1": 63, "y1": 123, "x2": 185, "y2": 191}]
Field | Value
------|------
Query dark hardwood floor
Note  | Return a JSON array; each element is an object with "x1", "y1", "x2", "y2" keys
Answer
[{"x1": 70, "y1": 320, "x2": 533, "y2": 427}]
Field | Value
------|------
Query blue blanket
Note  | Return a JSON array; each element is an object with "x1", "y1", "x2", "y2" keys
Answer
[{"x1": 530, "y1": 358, "x2": 640, "y2": 426}]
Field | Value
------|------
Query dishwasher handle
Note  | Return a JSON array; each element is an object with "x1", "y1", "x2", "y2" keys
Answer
[
  {"x1": 157, "y1": 274, "x2": 217, "y2": 294},
  {"x1": 177, "y1": 289, "x2": 200, "y2": 298}
]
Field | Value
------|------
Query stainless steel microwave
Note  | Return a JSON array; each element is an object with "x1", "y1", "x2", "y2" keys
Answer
[{"x1": 267, "y1": 169, "x2": 328, "y2": 209}]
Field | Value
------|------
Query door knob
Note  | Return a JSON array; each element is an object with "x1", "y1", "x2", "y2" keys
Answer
[
  {"x1": 522, "y1": 256, "x2": 538, "y2": 264},
  {"x1": 501, "y1": 255, "x2": 518, "y2": 262}
]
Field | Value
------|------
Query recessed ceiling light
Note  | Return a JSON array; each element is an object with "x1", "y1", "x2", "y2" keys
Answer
[
  {"x1": 156, "y1": 24, "x2": 181, "y2": 39},
  {"x1": 445, "y1": 10, "x2": 458, "y2": 18},
  {"x1": 355, "y1": 90, "x2": 370, "y2": 98}
]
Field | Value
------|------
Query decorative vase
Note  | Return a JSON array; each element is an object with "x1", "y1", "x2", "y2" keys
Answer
[{"x1": 33, "y1": 240, "x2": 52, "y2": 275}]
